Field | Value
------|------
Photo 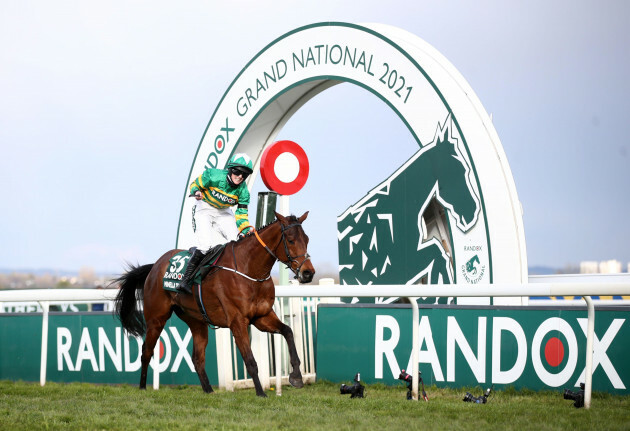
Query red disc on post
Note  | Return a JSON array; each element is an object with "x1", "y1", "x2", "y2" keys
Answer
[{"x1": 260, "y1": 140, "x2": 309, "y2": 195}]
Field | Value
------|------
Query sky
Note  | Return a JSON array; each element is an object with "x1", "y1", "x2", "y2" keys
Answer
[{"x1": 1, "y1": 0, "x2": 629, "y2": 275}]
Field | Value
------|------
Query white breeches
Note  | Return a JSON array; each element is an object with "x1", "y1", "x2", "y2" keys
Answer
[{"x1": 192, "y1": 200, "x2": 238, "y2": 252}]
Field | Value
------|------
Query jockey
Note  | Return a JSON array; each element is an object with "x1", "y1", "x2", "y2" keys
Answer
[{"x1": 177, "y1": 153, "x2": 255, "y2": 294}]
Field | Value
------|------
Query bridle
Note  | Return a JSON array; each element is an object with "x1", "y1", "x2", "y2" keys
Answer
[{"x1": 254, "y1": 221, "x2": 311, "y2": 279}]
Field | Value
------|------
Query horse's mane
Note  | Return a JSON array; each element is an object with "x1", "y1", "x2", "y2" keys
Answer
[{"x1": 234, "y1": 215, "x2": 300, "y2": 244}]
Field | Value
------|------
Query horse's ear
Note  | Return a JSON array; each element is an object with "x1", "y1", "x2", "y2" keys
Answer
[
  {"x1": 274, "y1": 211, "x2": 287, "y2": 223},
  {"x1": 443, "y1": 128, "x2": 450, "y2": 143},
  {"x1": 436, "y1": 120, "x2": 458, "y2": 150},
  {"x1": 298, "y1": 211, "x2": 309, "y2": 223}
]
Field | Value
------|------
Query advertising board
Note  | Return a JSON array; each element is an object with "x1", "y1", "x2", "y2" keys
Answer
[
  {"x1": 316, "y1": 304, "x2": 629, "y2": 394},
  {"x1": 0, "y1": 312, "x2": 218, "y2": 385}
]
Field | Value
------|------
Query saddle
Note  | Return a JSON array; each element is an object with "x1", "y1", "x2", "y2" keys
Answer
[{"x1": 192, "y1": 244, "x2": 226, "y2": 285}]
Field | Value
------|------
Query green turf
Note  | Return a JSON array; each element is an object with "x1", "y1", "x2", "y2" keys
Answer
[{"x1": 1, "y1": 380, "x2": 629, "y2": 430}]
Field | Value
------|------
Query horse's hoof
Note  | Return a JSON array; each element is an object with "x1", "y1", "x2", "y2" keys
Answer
[
  {"x1": 257, "y1": 392, "x2": 268, "y2": 398},
  {"x1": 289, "y1": 376, "x2": 304, "y2": 389}
]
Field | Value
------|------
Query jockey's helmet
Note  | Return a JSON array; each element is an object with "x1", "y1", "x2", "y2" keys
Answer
[{"x1": 226, "y1": 153, "x2": 254, "y2": 174}]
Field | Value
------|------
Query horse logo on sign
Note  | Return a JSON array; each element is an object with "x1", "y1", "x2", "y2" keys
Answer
[
  {"x1": 337, "y1": 114, "x2": 481, "y2": 303},
  {"x1": 466, "y1": 255, "x2": 481, "y2": 276}
]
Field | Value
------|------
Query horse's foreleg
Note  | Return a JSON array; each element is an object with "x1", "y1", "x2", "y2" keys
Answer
[
  {"x1": 253, "y1": 312, "x2": 304, "y2": 389},
  {"x1": 230, "y1": 319, "x2": 267, "y2": 397}
]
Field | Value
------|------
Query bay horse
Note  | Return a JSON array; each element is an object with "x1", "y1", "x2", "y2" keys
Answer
[{"x1": 113, "y1": 212, "x2": 315, "y2": 397}]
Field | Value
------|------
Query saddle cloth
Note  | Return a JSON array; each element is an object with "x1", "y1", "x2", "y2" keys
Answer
[{"x1": 162, "y1": 245, "x2": 226, "y2": 291}]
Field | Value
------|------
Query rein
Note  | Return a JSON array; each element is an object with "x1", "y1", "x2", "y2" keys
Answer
[
  {"x1": 212, "y1": 265, "x2": 271, "y2": 282},
  {"x1": 254, "y1": 222, "x2": 311, "y2": 279}
]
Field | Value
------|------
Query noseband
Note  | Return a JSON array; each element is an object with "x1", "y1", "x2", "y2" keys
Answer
[{"x1": 254, "y1": 222, "x2": 311, "y2": 279}]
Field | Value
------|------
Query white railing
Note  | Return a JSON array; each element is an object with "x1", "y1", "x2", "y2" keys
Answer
[
  {"x1": 528, "y1": 274, "x2": 630, "y2": 305},
  {"x1": 2, "y1": 278, "x2": 630, "y2": 409}
]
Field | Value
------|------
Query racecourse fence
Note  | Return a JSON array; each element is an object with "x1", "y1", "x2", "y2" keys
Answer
[{"x1": 1, "y1": 275, "x2": 630, "y2": 409}]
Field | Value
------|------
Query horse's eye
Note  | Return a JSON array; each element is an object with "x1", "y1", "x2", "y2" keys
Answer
[{"x1": 288, "y1": 240, "x2": 295, "y2": 244}]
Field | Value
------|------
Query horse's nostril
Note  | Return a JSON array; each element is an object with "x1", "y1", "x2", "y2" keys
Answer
[{"x1": 301, "y1": 271, "x2": 313, "y2": 283}]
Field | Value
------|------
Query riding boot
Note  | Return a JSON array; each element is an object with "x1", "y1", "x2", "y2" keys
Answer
[{"x1": 177, "y1": 248, "x2": 205, "y2": 294}]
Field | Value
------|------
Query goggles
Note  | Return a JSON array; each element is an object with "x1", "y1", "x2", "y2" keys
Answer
[{"x1": 230, "y1": 168, "x2": 250, "y2": 179}]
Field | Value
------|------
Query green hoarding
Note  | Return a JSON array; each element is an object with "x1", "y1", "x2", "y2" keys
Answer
[
  {"x1": 0, "y1": 313, "x2": 41, "y2": 381},
  {"x1": 0, "y1": 312, "x2": 218, "y2": 386},
  {"x1": 316, "y1": 304, "x2": 630, "y2": 394}
]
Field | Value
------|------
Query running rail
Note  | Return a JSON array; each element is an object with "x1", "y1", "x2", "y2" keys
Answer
[{"x1": 2, "y1": 281, "x2": 630, "y2": 409}]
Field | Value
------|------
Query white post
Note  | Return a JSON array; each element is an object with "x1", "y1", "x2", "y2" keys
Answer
[
  {"x1": 152, "y1": 360, "x2": 160, "y2": 389},
  {"x1": 39, "y1": 301, "x2": 49, "y2": 387},
  {"x1": 583, "y1": 296, "x2": 595, "y2": 409},
  {"x1": 409, "y1": 298, "x2": 419, "y2": 401},
  {"x1": 274, "y1": 299, "x2": 283, "y2": 396},
  {"x1": 152, "y1": 335, "x2": 160, "y2": 390},
  {"x1": 216, "y1": 328, "x2": 235, "y2": 391},
  {"x1": 316, "y1": 278, "x2": 338, "y2": 346},
  {"x1": 251, "y1": 327, "x2": 270, "y2": 390},
  {"x1": 318, "y1": 278, "x2": 340, "y2": 305},
  {"x1": 306, "y1": 297, "x2": 315, "y2": 374},
  {"x1": 280, "y1": 297, "x2": 288, "y2": 374},
  {"x1": 289, "y1": 281, "x2": 305, "y2": 374}
]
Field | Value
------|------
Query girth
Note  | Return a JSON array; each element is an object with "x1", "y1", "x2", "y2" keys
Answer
[{"x1": 193, "y1": 277, "x2": 219, "y2": 329}]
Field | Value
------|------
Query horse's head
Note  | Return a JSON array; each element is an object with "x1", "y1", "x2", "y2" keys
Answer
[
  {"x1": 430, "y1": 123, "x2": 480, "y2": 232},
  {"x1": 274, "y1": 211, "x2": 316, "y2": 283}
]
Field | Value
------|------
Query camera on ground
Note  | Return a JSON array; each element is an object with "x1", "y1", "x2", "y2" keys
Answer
[
  {"x1": 340, "y1": 373, "x2": 365, "y2": 398},
  {"x1": 462, "y1": 385, "x2": 492, "y2": 404},
  {"x1": 563, "y1": 383, "x2": 585, "y2": 408},
  {"x1": 398, "y1": 369, "x2": 428, "y2": 401}
]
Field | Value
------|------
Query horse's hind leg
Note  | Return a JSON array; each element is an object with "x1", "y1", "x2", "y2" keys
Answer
[
  {"x1": 253, "y1": 311, "x2": 304, "y2": 389},
  {"x1": 230, "y1": 318, "x2": 267, "y2": 397},
  {"x1": 177, "y1": 312, "x2": 213, "y2": 393},
  {"x1": 139, "y1": 313, "x2": 172, "y2": 389}
]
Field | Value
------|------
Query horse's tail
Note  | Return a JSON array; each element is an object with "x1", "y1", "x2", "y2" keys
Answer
[{"x1": 112, "y1": 263, "x2": 153, "y2": 337}]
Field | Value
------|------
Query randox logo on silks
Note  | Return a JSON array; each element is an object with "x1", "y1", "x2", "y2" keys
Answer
[{"x1": 337, "y1": 114, "x2": 483, "y2": 304}]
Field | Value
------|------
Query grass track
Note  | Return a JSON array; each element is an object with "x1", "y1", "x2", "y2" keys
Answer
[{"x1": 1, "y1": 380, "x2": 629, "y2": 430}]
